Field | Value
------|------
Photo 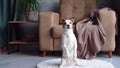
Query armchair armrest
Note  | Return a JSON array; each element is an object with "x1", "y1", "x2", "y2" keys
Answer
[
  {"x1": 99, "y1": 8, "x2": 116, "y2": 52},
  {"x1": 39, "y1": 12, "x2": 59, "y2": 51}
]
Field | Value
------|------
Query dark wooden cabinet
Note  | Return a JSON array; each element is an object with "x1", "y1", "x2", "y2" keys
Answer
[{"x1": 8, "y1": 21, "x2": 39, "y2": 54}]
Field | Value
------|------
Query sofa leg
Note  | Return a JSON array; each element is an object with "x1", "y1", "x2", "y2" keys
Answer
[
  {"x1": 108, "y1": 51, "x2": 112, "y2": 58},
  {"x1": 42, "y1": 51, "x2": 46, "y2": 57}
]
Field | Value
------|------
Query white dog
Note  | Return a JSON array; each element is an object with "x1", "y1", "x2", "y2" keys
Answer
[{"x1": 60, "y1": 18, "x2": 79, "y2": 68}]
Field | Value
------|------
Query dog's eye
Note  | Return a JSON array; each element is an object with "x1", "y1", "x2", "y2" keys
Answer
[
  {"x1": 64, "y1": 23, "x2": 66, "y2": 25},
  {"x1": 70, "y1": 22, "x2": 72, "y2": 24}
]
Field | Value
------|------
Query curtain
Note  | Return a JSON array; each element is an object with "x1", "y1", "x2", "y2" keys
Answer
[{"x1": 0, "y1": 0, "x2": 19, "y2": 47}]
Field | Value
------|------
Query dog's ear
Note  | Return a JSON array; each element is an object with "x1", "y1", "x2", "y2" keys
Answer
[
  {"x1": 70, "y1": 17, "x2": 75, "y2": 23},
  {"x1": 61, "y1": 19, "x2": 65, "y2": 28}
]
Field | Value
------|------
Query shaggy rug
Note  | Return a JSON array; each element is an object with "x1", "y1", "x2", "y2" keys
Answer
[{"x1": 37, "y1": 58, "x2": 114, "y2": 68}]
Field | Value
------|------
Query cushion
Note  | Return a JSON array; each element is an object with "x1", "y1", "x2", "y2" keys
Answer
[{"x1": 60, "y1": 0, "x2": 97, "y2": 23}]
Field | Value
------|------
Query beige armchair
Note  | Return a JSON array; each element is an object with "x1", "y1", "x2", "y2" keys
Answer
[{"x1": 39, "y1": 0, "x2": 116, "y2": 58}]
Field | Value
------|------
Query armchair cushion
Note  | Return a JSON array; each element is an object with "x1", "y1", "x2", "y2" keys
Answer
[{"x1": 60, "y1": 0, "x2": 97, "y2": 23}]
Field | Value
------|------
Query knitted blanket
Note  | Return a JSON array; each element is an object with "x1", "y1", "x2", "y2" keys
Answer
[{"x1": 76, "y1": 11, "x2": 106, "y2": 59}]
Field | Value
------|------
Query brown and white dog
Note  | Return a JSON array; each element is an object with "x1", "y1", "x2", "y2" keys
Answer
[{"x1": 60, "y1": 18, "x2": 79, "y2": 68}]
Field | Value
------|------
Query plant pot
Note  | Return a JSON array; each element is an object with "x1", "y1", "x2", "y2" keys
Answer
[{"x1": 26, "y1": 11, "x2": 35, "y2": 21}]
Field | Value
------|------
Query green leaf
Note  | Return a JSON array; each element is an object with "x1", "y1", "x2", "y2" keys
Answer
[{"x1": 21, "y1": 0, "x2": 42, "y2": 11}]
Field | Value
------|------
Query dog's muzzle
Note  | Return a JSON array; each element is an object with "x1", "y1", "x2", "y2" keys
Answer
[{"x1": 66, "y1": 25, "x2": 70, "y2": 29}]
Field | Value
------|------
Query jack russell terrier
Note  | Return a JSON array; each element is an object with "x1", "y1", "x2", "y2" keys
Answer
[{"x1": 60, "y1": 18, "x2": 79, "y2": 68}]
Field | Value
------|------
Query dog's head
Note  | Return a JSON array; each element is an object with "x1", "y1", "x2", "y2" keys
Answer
[{"x1": 62, "y1": 18, "x2": 75, "y2": 29}]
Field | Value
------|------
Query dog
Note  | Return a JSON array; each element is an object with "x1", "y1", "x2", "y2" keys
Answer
[{"x1": 60, "y1": 18, "x2": 79, "y2": 68}]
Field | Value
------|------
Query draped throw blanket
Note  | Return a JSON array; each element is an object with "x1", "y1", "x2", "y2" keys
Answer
[{"x1": 76, "y1": 11, "x2": 106, "y2": 59}]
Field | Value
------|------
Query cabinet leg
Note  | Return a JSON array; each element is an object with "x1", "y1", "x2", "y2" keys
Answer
[
  {"x1": 0, "y1": 47, "x2": 5, "y2": 53},
  {"x1": 0, "y1": 47, "x2": 3, "y2": 53},
  {"x1": 42, "y1": 51, "x2": 46, "y2": 57},
  {"x1": 7, "y1": 45, "x2": 19, "y2": 54},
  {"x1": 108, "y1": 51, "x2": 112, "y2": 58}
]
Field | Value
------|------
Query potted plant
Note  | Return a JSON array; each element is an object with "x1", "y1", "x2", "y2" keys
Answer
[{"x1": 21, "y1": 0, "x2": 42, "y2": 21}]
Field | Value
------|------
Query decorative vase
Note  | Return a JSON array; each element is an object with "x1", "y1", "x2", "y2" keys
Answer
[{"x1": 26, "y1": 11, "x2": 35, "y2": 21}]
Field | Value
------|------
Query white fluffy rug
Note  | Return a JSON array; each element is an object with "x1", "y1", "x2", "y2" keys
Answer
[{"x1": 37, "y1": 58, "x2": 114, "y2": 68}]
